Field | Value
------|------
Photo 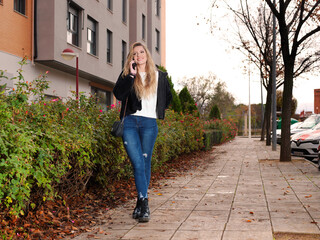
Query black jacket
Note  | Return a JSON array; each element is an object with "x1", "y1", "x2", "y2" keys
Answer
[{"x1": 113, "y1": 70, "x2": 172, "y2": 120}]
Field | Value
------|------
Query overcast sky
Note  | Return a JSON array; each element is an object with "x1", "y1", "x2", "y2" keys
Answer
[{"x1": 165, "y1": 0, "x2": 317, "y2": 114}]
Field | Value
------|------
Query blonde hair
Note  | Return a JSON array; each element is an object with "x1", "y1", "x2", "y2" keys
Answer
[{"x1": 122, "y1": 42, "x2": 157, "y2": 99}]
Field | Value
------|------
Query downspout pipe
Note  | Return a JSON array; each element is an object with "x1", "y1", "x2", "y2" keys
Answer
[{"x1": 33, "y1": 0, "x2": 38, "y2": 61}]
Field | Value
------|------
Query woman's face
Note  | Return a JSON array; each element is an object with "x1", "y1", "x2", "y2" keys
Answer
[{"x1": 132, "y1": 46, "x2": 147, "y2": 66}]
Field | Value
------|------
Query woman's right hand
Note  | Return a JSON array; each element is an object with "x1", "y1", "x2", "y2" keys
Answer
[{"x1": 129, "y1": 60, "x2": 137, "y2": 76}]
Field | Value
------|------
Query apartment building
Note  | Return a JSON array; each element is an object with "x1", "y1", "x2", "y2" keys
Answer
[{"x1": 0, "y1": 0, "x2": 166, "y2": 109}]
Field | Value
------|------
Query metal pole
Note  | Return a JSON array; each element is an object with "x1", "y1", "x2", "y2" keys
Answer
[
  {"x1": 260, "y1": 62, "x2": 264, "y2": 129},
  {"x1": 76, "y1": 56, "x2": 79, "y2": 100},
  {"x1": 272, "y1": 0, "x2": 277, "y2": 150},
  {"x1": 249, "y1": 58, "x2": 251, "y2": 139}
]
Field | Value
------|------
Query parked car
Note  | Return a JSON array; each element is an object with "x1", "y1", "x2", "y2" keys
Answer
[
  {"x1": 290, "y1": 122, "x2": 320, "y2": 161},
  {"x1": 276, "y1": 121, "x2": 302, "y2": 144},
  {"x1": 277, "y1": 114, "x2": 320, "y2": 145},
  {"x1": 277, "y1": 118, "x2": 299, "y2": 129},
  {"x1": 316, "y1": 145, "x2": 320, "y2": 171}
]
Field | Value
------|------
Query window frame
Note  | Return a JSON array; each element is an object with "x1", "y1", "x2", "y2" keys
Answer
[
  {"x1": 142, "y1": 14, "x2": 146, "y2": 40},
  {"x1": 107, "y1": 0, "x2": 113, "y2": 11},
  {"x1": 155, "y1": 0, "x2": 160, "y2": 17},
  {"x1": 107, "y1": 29, "x2": 113, "y2": 64},
  {"x1": 121, "y1": 40, "x2": 127, "y2": 68},
  {"x1": 91, "y1": 87, "x2": 112, "y2": 111},
  {"x1": 14, "y1": 0, "x2": 26, "y2": 15},
  {"x1": 122, "y1": 0, "x2": 127, "y2": 23},
  {"x1": 67, "y1": 4, "x2": 80, "y2": 47},
  {"x1": 87, "y1": 16, "x2": 97, "y2": 56},
  {"x1": 155, "y1": 28, "x2": 160, "y2": 52}
]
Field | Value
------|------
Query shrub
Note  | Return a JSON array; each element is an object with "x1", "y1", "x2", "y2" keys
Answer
[
  {"x1": 203, "y1": 130, "x2": 223, "y2": 150},
  {"x1": 178, "y1": 87, "x2": 199, "y2": 116},
  {"x1": 204, "y1": 119, "x2": 238, "y2": 143},
  {"x1": 209, "y1": 104, "x2": 221, "y2": 120},
  {"x1": 157, "y1": 66, "x2": 182, "y2": 113}
]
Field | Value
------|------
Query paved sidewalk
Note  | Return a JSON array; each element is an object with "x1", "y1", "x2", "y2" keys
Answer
[{"x1": 71, "y1": 137, "x2": 320, "y2": 240}]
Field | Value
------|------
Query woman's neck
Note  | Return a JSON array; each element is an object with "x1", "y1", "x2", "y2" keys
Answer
[{"x1": 138, "y1": 64, "x2": 146, "y2": 72}]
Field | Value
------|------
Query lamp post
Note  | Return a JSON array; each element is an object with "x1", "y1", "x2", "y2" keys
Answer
[
  {"x1": 248, "y1": 57, "x2": 251, "y2": 139},
  {"x1": 271, "y1": 0, "x2": 277, "y2": 151},
  {"x1": 61, "y1": 48, "x2": 79, "y2": 100}
]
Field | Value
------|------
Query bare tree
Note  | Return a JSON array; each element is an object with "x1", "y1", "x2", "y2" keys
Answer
[
  {"x1": 209, "y1": 81, "x2": 235, "y2": 119},
  {"x1": 229, "y1": 1, "x2": 284, "y2": 145},
  {"x1": 265, "y1": 0, "x2": 320, "y2": 161},
  {"x1": 178, "y1": 72, "x2": 216, "y2": 116}
]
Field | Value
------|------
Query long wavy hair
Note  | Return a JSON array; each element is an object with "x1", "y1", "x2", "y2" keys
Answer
[{"x1": 122, "y1": 42, "x2": 157, "y2": 99}]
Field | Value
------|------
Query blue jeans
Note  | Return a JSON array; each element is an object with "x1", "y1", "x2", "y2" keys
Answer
[{"x1": 122, "y1": 115, "x2": 158, "y2": 199}]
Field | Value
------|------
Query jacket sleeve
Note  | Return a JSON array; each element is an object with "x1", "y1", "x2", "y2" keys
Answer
[
  {"x1": 113, "y1": 72, "x2": 135, "y2": 101},
  {"x1": 165, "y1": 73, "x2": 172, "y2": 108}
]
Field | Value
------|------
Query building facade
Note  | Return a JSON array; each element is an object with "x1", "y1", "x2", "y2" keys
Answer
[{"x1": 0, "y1": 0, "x2": 166, "y2": 109}]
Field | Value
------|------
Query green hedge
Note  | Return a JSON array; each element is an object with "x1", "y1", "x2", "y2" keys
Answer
[{"x1": 203, "y1": 130, "x2": 223, "y2": 151}]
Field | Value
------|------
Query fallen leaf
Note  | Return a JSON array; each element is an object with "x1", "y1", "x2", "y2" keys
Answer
[{"x1": 305, "y1": 195, "x2": 312, "y2": 198}]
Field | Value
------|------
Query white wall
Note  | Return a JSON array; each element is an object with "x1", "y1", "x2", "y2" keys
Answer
[{"x1": 0, "y1": 51, "x2": 91, "y2": 100}]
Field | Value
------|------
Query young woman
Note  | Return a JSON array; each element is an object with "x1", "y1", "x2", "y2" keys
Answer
[{"x1": 113, "y1": 42, "x2": 172, "y2": 222}]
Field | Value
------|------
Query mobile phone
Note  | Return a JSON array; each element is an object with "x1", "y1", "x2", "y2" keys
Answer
[{"x1": 132, "y1": 62, "x2": 137, "y2": 70}]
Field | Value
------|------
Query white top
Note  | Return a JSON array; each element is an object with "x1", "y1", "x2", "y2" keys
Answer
[{"x1": 132, "y1": 71, "x2": 158, "y2": 119}]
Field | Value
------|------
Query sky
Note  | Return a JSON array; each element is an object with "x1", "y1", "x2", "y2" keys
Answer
[{"x1": 165, "y1": 0, "x2": 318, "y2": 114}]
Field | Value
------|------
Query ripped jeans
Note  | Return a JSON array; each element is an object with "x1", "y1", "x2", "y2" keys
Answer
[{"x1": 122, "y1": 115, "x2": 158, "y2": 199}]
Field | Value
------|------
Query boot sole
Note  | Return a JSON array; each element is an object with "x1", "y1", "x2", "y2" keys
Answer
[{"x1": 139, "y1": 217, "x2": 150, "y2": 222}]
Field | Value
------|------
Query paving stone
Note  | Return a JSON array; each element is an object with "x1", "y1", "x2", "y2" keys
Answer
[
  {"x1": 172, "y1": 230, "x2": 223, "y2": 240},
  {"x1": 121, "y1": 229, "x2": 176, "y2": 240},
  {"x1": 272, "y1": 217, "x2": 320, "y2": 234},
  {"x1": 179, "y1": 210, "x2": 228, "y2": 230},
  {"x1": 222, "y1": 230, "x2": 274, "y2": 240}
]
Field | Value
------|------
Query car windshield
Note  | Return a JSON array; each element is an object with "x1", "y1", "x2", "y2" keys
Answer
[
  {"x1": 300, "y1": 115, "x2": 319, "y2": 129},
  {"x1": 312, "y1": 122, "x2": 320, "y2": 130}
]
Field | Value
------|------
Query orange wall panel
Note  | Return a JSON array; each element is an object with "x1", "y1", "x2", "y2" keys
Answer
[
  {"x1": 314, "y1": 89, "x2": 320, "y2": 114},
  {"x1": 0, "y1": 0, "x2": 33, "y2": 59}
]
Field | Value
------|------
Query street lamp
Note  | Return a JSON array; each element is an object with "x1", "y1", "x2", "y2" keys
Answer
[{"x1": 61, "y1": 48, "x2": 79, "y2": 99}]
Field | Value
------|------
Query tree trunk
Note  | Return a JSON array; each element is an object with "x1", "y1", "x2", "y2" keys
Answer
[
  {"x1": 280, "y1": 63, "x2": 294, "y2": 162},
  {"x1": 260, "y1": 112, "x2": 266, "y2": 141},
  {"x1": 265, "y1": 81, "x2": 272, "y2": 146}
]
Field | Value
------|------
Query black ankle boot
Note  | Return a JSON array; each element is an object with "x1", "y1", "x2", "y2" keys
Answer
[
  {"x1": 132, "y1": 198, "x2": 142, "y2": 219},
  {"x1": 139, "y1": 198, "x2": 150, "y2": 222}
]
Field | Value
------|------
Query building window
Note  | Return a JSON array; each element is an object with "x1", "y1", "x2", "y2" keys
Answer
[
  {"x1": 91, "y1": 87, "x2": 112, "y2": 111},
  {"x1": 107, "y1": 29, "x2": 113, "y2": 63},
  {"x1": 14, "y1": 0, "x2": 26, "y2": 15},
  {"x1": 155, "y1": 0, "x2": 160, "y2": 16},
  {"x1": 67, "y1": 4, "x2": 80, "y2": 46},
  {"x1": 122, "y1": 40, "x2": 127, "y2": 68},
  {"x1": 155, "y1": 29, "x2": 160, "y2": 52},
  {"x1": 107, "y1": 0, "x2": 113, "y2": 11},
  {"x1": 142, "y1": 14, "x2": 146, "y2": 40},
  {"x1": 87, "y1": 16, "x2": 97, "y2": 55},
  {"x1": 122, "y1": 0, "x2": 127, "y2": 23}
]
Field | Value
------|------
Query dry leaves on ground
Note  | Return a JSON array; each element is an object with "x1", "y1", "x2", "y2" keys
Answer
[{"x1": 1, "y1": 150, "x2": 213, "y2": 239}]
